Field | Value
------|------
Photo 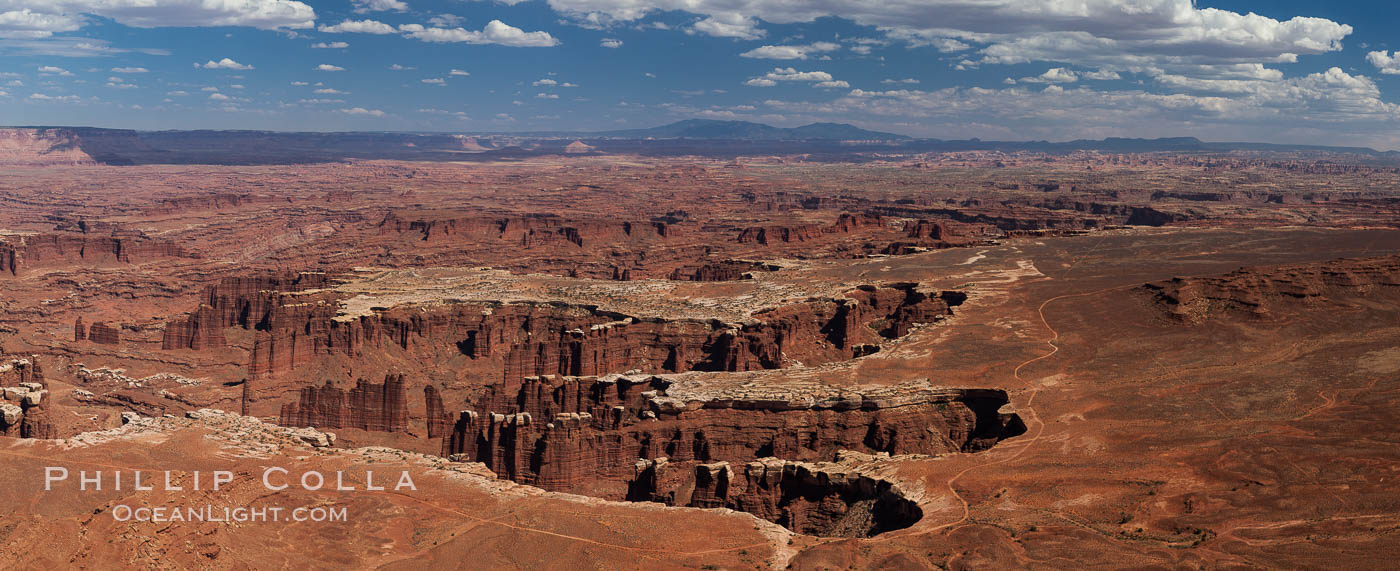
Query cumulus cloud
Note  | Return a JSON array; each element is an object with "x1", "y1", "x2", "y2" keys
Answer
[
  {"x1": 427, "y1": 14, "x2": 463, "y2": 27},
  {"x1": 532, "y1": 78, "x2": 557, "y2": 86},
  {"x1": 692, "y1": 13, "x2": 763, "y2": 39},
  {"x1": 316, "y1": 64, "x2": 344, "y2": 71},
  {"x1": 536, "y1": 92, "x2": 559, "y2": 99},
  {"x1": 1368, "y1": 51, "x2": 1400, "y2": 75},
  {"x1": 421, "y1": 77, "x2": 445, "y2": 84},
  {"x1": 352, "y1": 0, "x2": 407, "y2": 13},
  {"x1": 110, "y1": 66, "x2": 148, "y2": 73},
  {"x1": 744, "y1": 67, "x2": 837, "y2": 87},
  {"x1": 450, "y1": 69, "x2": 470, "y2": 76},
  {"x1": 0, "y1": 0, "x2": 313, "y2": 39},
  {"x1": 319, "y1": 19, "x2": 396, "y2": 34},
  {"x1": 814, "y1": 80, "x2": 849, "y2": 89},
  {"x1": 765, "y1": 67, "x2": 1400, "y2": 147},
  {"x1": 197, "y1": 58, "x2": 253, "y2": 70},
  {"x1": 314, "y1": 87, "x2": 346, "y2": 94},
  {"x1": 208, "y1": 92, "x2": 229, "y2": 100},
  {"x1": 37, "y1": 65, "x2": 72, "y2": 76},
  {"x1": 881, "y1": 78, "x2": 919, "y2": 85},
  {"x1": 542, "y1": 0, "x2": 1351, "y2": 80},
  {"x1": 28, "y1": 93, "x2": 81, "y2": 101},
  {"x1": 397, "y1": 20, "x2": 559, "y2": 47},
  {"x1": 1018, "y1": 68, "x2": 1079, "y2": 84},
  {"x1": 600, "y1": 38, "x2": 622, "y2": 48},
  {"x1": 311, "y1": 41, "x2": 349, "y2": 48},
  {"x1": 339, "y1": 107, "x2": 385, "y2": 116},
  {"x1": 740, "y1": 42, "x2": 839, "y2": 60}
]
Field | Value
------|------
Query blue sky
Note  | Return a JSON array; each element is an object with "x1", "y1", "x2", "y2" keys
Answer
[{"x1": 2, "y1": 1, "x2": 1400, "y2": 148}]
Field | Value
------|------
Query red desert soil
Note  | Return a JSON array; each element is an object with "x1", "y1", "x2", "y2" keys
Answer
[{"x1": 2, "y1": 149, "x2": 1400, "y2": 568}]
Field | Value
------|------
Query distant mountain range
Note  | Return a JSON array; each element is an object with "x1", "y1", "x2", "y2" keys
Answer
[
  {"x1": 1, "y1": 122, "x2": 1395, "y2": 166},
  {"x1": 596, "y1": 120, "x2": 910, "y2": 141}
]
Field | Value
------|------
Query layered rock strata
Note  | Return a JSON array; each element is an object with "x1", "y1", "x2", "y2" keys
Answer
[
  {"x1": 438, "y1": 374, "x2": 1024, "y2": 498},
  {"x1": 0, "y1": 356, "x2": 54, "y2": 438},
  {"x1": 423, "y1": 374, "x2": 1020, "y2": 536},
  {"x1": 163, "y1": 278, "x2": 963, "y2": 381},
  {"x1": 1142, "y1": 254, "x2": 1400, "y2": 323}
]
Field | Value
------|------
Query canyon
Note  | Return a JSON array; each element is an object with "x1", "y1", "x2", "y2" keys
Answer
[{"x1": 1, "y1": 146, "x2": 1399, "y2": 568}]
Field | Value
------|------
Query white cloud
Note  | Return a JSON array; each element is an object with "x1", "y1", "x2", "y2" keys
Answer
[
  {"x1": 197, "y1": 58, "x2": 253, "y2": 70},
  {"x1": 1081, "y1": 69, "x2": 1121, "y2": 81},
  {"x1": 397, "y1": 20, "x2": 559, "y2": 47},
  {"x1": 765, "y1": 67, "x2": 1400, "y2": 147},
  {"x1": 298, "y1": 98, "x2": 343, "y2": 103},
  {"x1": 422, "y1": 77, "x2": 445, "y2": 85},
  {"x1": 427, "y1": 14, "x2": 463, "y2": 27},
  {"x1": 311, "y1": 41, "x2": 349, "y2": 49},
  {"x1": 37, "y1": 65, "x2": 72, "y2": 76},
  {"x1": 0, "y1": 0, "x2": 313, "y2": 39},
  {"x1": 319, "y1": 19, "x2": 396, "y2": 34},
  {"x1": 600, "y1": 38, "x2": 622, "y2": 48},
  {"x1": 881, "y1": 78, "x2": 919, "y2": 85},
  {"x1": 449, "y1": 69, "x2": 470, "y2": 76},
  {"x1": 745, "y1": 67, "x2": 837, "y2": 87},
  {"x1": 313, "y1": 87, "x2": 346, "y2": 94},
  {"x1": 316, "y1": 64, "x2": 345, "y2": 71},
  {"x1": 110, "y1": 66, "x2": 148, "y2": 73},
  {"x1": 352, "y1": 0, "x2": 407, "y2": 13},
  {"x1": 1369, "y1": 51, "x2": 1400, "y2": 75},
  {"x1": 814, "y1": 80, "x2": 849, "y2": 89},
  {"x1": 208, "y1": 92, "x2": 229, "y2": 100},
  {"x1": 543, "y1": 0, "x2": 1351, "y2": 80},
  {"x1": 740, "y1": 42, "x2": 839, "y2": 60},
  {"x1": 1019, "y1": 68, "x2": 1078, "y2": 84},
  {"x1": 28, "y1": 93, "x2": 80, "y2": 101},
  {"x1": 418, "y1": 107, "x2": 469, "y2": 118},
  {"x1": 532, "y1": 78, "x2": 557, "y2": 86},
  {"x1": 388, "y1": 64, "x2": 414, "y2": 70},
  {"x1": 692, "y1": 13, "x2": 762, "y2": 40},
  {"x1": 290, "y1": 81, "x2": 308, "y2": 86},
  {"x1": 105, "y1": 80, "x2": 136, "y2": 89},
  {"x1": 339, "y1": 107, "x2": 385, "y2": 116},
  {"x1": 536, "y1": 92, "x2": 558, "y2": 99}
]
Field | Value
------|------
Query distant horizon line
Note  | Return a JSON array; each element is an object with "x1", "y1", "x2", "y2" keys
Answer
[{"x1": 2, "y1": 122, "x2": 1395, "y2": 154}]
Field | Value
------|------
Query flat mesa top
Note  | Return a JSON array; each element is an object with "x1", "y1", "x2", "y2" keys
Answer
[{"x1": 324, "y1": 264, "x2": 858, "y2": 323}]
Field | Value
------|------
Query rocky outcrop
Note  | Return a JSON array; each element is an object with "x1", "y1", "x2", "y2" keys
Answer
[
  {"x1": 667, "y1": 260, "x2": 778, "y2": 281},
  {"x1": 737, "y1": 212, "x2": 882, "y2": 245},
  {"x1": 88, "y1": 322, "x2": 120, "y2": 345},
  {"x1": 0, "y1": 356, "x2": 45, "y2": 388},
  {"x1": 74, "y1": 317, "x2": 86, "y2": 342},
  {"x1": 161, "y1": 304, "x2": 228, "y2": 350},
  {"x1": 0, "y1": 128, "x2": 99, "y2": 166},
  {"x1": 424, "y1": 384, "x2": 450, "y2": 439},
  {"x1": 278, "y1": 374, "x2": 410, "y2": 432},
  {"x1": 440, "y1": 374, "x2": 1025, "y2": 503},
  {"x1": 0, "y1": 356, "x2": 54, "y2": 438},
  {"x1": 239, "y1": 283, "x2": 961, "y2": 380},
  {"x1": 0, "y1": 228, "x2": 189, "y2": 276},
  {"x1": 378, "y1": 212, "x2": 670, "y2": 248},
  {"x1": 630, "y1": 457, "x2": 922, "y2": 537},
  {"x1": 1142, "y1": 254, "x2": 1400, "y2": 323}
]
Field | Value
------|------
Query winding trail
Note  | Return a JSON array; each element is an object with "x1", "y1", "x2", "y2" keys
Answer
[{"x1": 863, "y1": 283, "x2": 1131, "y2": 545}]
